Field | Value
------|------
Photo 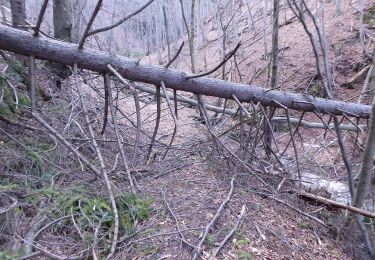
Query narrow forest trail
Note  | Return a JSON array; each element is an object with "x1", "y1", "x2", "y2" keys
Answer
[{"x1": 94, "y1": 87, "x2": 353, "y2": 259}]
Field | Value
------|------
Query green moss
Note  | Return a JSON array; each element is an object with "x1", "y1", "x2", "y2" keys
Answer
[
  {"x1": 0, "y1": 105, "x2": 14, "y2": 118},
  {"x1": 6, "y1": 59, "x2": 26, "y2": 84},
  {"x1": 309, "y1": 84, "x2": 326, "y2": 98},
  {"x1": 0, "y1": 183, "x2": 17, "y2": 193},
  {"x1": 364, "y1": 5, "x2": 375, "y2": 25},
  {"x1": 139, "y1": 245, "x2": 159, "y2": 257},
  {"x1": 320, "y1": 210, "x2": 333, "y2": 225},
  {"x1": 0, "y1": 251, "x2": 20, "y2": 260},
  {"x1": 0, "y1": 76, "x2": 18, "y2": 117},
  {"x1": 235, "y1": 239, "x2": 251, "y2": 246},
  {"x1": 205, "y1": 234, "x2": 217, "y2": 246},
  {"x1": 26, "y1": 150, "x2": 44, "y2": 168},
  {"x1": 237, "y1": 250, "x2": 255, "y2": 260},
  {"x1": 297, "y1": 219, "x2": 310, "y2": 229},
  {"x1": 18, "y1": 93, "x2": 31, "y2": 107},
  {"x1": 39, "y1": 187, "x2": 152, "y2": 236}
]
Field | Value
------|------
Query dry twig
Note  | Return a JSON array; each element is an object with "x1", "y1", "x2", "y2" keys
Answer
[
  {"x1": 106, "y1": 74, "x2": 136, "y2": 193},
  {"x1": 193, "y1": 178, "x2": 235, "y2": 260},
  {"x1": 210, "y1": 205, "x2": 246, "y2": 259},
  {"x1": 33, "y1": 0, "x2": 49, "y2": 37},
  {"x1": 160, "y1": 80, "x2": 177, "y2": 159}
]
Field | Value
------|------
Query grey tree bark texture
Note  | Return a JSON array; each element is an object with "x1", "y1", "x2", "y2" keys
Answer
[
  {"x1": 9, "y1": 0, "x2": 26, "y2": 30},
  {"x1": 9, "y1": 0, "x2": 27, "y2": 63},
  {"x1": 265, "y1": 0, "x2": 280, "y2": 156},
  {"x1": 52, "y1": 0, "x2": 73, "y2": 78},
  {"x1": 353, "y1": 51, "x2": 375, "y2": 209},
  {"x1": 0, "y1": 24, "x2": 371, "y2": 119},
  {"x1": 53, "y1": 0, "x2": 72, "y2": 42}
]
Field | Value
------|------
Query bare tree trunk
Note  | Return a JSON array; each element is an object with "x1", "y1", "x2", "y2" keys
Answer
[
  {"x1": 53, "y1": 0, "x2": 72, "y2": 42},
  {"x1": 189, "y1": 0, "x2": 196, "y2": 73},
  {"x1": 262, "y1": 0, "x2": 269, "y2": 59},
  {"x1": 179, "y1": 0, "x2": 196, "y2": 73},
  {"x1": 9, "y1": 0, "x2": 26, "y2": 30},
  {"x1": 335, "y1": 0, "x2": 341, "y2": 15},
  {"x1": 359, "y1": 0, "x2": 366, "y2": 54},
  {"x1": 52, "y1": 0, "x2": 72, "y2": 78},
  {"x1": 353, "y1": 51, "x2": 375, "y2": 209},
  {"x1": 9, "y1": 0, "x2": 27, "y2": 63},
  {"x1": 72, "y1": 0, "x2": 87, "y2": 43},
  {"x1": 162, "y1": 6, "x2": 171, "y2": 62},
  {"x1": 270, "y1": 0, "x2": 279, "y2": 90}
]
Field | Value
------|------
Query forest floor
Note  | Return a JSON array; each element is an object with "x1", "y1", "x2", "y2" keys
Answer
[{"x1": 1, "y1": 0, "x2": 375, "y2": 260}]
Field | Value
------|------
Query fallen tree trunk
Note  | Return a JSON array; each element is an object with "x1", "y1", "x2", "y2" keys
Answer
[
  {"x1": 133, "y1": 83, "x2": 367, "y2": 131},
  {"x1": 271, "y1": 116, "x2": 367, "y2": 131},
  {"x1": 298, "y1": 191, "x2": 375, "y2": 219},
  {"x1": 0, "y1": 25, "x2": 371, "y2": 118}
]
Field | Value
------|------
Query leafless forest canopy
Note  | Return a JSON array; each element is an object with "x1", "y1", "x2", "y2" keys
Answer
[{"x1": 0, "y1": 0, "x2": 375, "y2": 259}]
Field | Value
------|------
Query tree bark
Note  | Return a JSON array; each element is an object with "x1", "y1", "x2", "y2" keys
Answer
[
  {"x1": 0, "y1": 24, "x2": 371, "y2": 118},
  {"x1": 353, "y1": 52, "x2": 375, "y2": 208},
  {"x1": 265, "y1": 0, "x2": 280, "y2": 156},
  {"x1": 9, "y1": 0, "x2": 26, "y2": 63},
  {"x1": 162, "y1": 6, "x2": 171, "y2": 62},
  {"x1": 52, "y1": 0, "x2": 73, "y2": 78},
  {"x1": 9, "y1": 0, "x2": 26, "y2": 30},
  {"x1": 53, "y1": 0, "x2": 72, "y2": 42}
]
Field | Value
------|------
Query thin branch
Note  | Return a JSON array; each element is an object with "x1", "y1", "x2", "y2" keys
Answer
[
  {"x1": 271, "y1": 116, "x2": 366, "y2": 131},
  {"x1": 299, "y1": 191, "x2": 375, "y2": 219},
  {"x1": 161, "y1": 188, "x2": 196, "y2": 249},
  {"x1": 131, "y1": 82, "x2": 237, "y2": 116},
  {"x1": 74, "y1": 64, "x2": 119, "y2": 259},
  {"x1": 185, "y1": 42, "x2": 241, "y2": 79},
  {"x1": 87, "y1": 0, "x2": 155, "y2": 37},
  {"x1": 232, "y1": 94, "x2": 251, "y2": 117},
  {"x1": 147, "y1": 85, "x2": 161, "y2": 161},
  {"x1": 193, "y1": 178, "x2": 235, "y2": 260},
  {"x1": 33, "y1": 0, "x2": 49, "y2": 37},
  {"x1": 78, "y1": 0, "x2": 103, "y2": 49},
  {"x1": 33, "y1": 215, "x2": 71, "y2": 240},
  {"x1": 210, "y1": 205, "x2": 246, "y2": 259},
  {"x1": 165, "y1": 41, "x2": 185, "y2": 68},
  {"x1": 100, "y1": 74, "x2": 109, "y2": 135},
  {"x1": 160, "y1": 80, "x2": 177, "y2": 159},
  {"x1": 198, "y1": 98, "x2": 268, "y2": 185},
  {"x1": 0, "y1": 193, "x2": 17, "y2": 214},
  {"x1": 106, "y1": 65, "x2": 142, "y2": 165},
  {"x1": 0, "y1": 113, "x2": 43, "y2": 131},
  {"x1": 29, "y1": 56, "x2": 101, "y2": 177},
  {"x1": 106, "y1": 74, "x2": 136, "y2": 193}
]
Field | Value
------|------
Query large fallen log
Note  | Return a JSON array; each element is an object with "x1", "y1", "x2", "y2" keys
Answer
[{"x1": 0, "y1": 25, "x2": 371, "y2": 118}]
